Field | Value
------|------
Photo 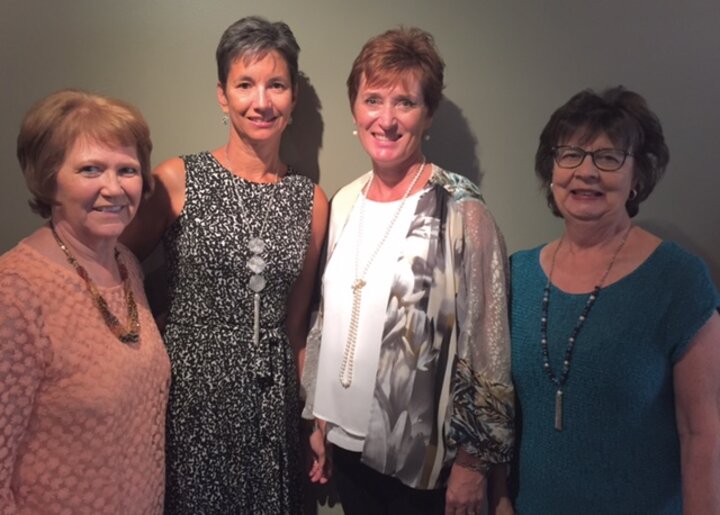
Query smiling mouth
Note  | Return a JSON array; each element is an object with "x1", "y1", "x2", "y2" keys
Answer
[
  {"x1": 248, "y1": 117, "x2": 278, "y2": 125},
  {"x1": 372, "y1": 132, "x2": 401, "y2": 142},
  {"x1": 94, "y1": 206, "x2": 125, "y2": 213},
  {"x1": 571, "y1": 189, "x2": 603, "y2": 198}
]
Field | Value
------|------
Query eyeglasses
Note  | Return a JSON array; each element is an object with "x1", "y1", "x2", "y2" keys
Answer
[{"x1": 552, "y1": 145, "x2": 633, "y2": 172}]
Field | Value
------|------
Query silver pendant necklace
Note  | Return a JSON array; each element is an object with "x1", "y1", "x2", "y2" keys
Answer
[
  {"x1": 338, "y1": 158, "x2": 427, "y2": 388},
  {"x1": 224, "y1": 148, "x2": 280, "y2": 347}
]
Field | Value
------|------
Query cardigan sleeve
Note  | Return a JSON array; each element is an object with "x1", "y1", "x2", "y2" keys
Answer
[
  {"x1": 447, "y1": 199, "x2": 514, "y2": 467},
  {"x1": 0, "y1": 271, "x2": 48, "y2": 514}
]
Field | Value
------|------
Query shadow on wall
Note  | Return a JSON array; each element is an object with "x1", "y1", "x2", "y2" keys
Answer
[
  {"x1": 424, "y1": 97, "x2": 484, "y2": 187},
  {"x1": 639, "y1": 219, "x2": 720, "y2": 288},
  {"x1": 281, "y1": 72, "x2": 324, "y2": 184}
]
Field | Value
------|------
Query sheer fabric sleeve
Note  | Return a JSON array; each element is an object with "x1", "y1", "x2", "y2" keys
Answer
[
  {"x1": 0, "y1": 272, "x2": 49, "y2": 513},
  {"x1": 448, "y1": 199, "x2": 514, "y2": 468},
  {"x1": 300, "y1": 306, "x2": 323, "y2": 420}
]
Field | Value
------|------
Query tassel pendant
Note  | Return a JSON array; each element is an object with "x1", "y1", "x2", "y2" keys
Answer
[
  {"x1": 253, "y1": 292, "x2": 261, "y2": 347},
  {"x1": 554, "y1": 389, "x2": 564, "y2": 431}
]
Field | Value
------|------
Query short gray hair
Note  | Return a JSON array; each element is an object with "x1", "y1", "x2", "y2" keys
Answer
[{"x1": 216, "y1": 16, "x2": 300, "y2": 90}]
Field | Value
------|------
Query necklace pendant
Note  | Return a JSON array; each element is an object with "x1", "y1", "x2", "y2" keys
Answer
[
  {"x1": 253, "y1": 292, "x2": 261, "y2": 347},
  {"x1": 248, "y1": 237, "x2": 266, "y2": 254},
  {"x1": 351, "y1": 278, "x2": 366, "y2": 291},
  {"x1": 249, "y1": 274, "x2": 266, "y2": 293},
  {"x1": 554, "y1": 389, "x2": 564, "y2": 431},
  {"x1": 247, "y1": 255, "x2": 267, "y2": 274}
]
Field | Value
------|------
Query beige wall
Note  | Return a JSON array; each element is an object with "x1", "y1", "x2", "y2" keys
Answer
[
  {"x1": 2, "y1": 0, "x2": 719, "y2": 287},
  {"x1": 0, "y1": 0, "x2": 720, "y2": 283},
  {"x1": 1, "y1": 0, "x2": 718, "y2": 512}
]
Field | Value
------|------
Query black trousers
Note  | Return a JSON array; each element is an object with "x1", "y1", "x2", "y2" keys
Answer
[{"x1": 332, "y1": 445, "x2": 446, "y2": 515}]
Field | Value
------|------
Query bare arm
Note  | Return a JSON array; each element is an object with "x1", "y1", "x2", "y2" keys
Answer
[
  {"x1": 120, "y1": 157, "x2": 187, "y2": 260},
  {"x1": 285, "y1": 184, "x2": 329, "y2": 381},
  {"x1": 674, "y1": 312, "x2": 720, "y2": 515}
]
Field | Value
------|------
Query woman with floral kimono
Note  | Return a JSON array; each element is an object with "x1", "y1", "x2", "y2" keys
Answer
[{"x1": 302, "y1": 27, "x2": 514, "y2": 515}]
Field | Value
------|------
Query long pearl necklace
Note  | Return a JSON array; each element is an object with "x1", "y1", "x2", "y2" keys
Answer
[
  {"x1": 541, "y1": 224, "x2": 632, "y2": 431},
  {"x1": 50, "y1": 224, "x2": 140, "y2": 344},
  {"x1": 224, "y1": 148, "x2": 280, "y2": 347},
  {"x1": 338, "y1": 158, "x2": 427, "y2": 388}
]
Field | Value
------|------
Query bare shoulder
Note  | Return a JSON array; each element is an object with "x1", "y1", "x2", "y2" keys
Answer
[
  {"x1": 153, "y1": 156, "x2": 187, "y2": 194},
  {"x1": 313, "y1": 184, "x2": 329, "y2": 210}
]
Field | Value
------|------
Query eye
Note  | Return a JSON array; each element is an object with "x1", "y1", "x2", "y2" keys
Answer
[
  {"x1": 364, "y1": 96, "x2": 381, "y2": 106},
  {"x1": 595, "y1": 150, "x2": 623, "y2": 166},
  {"x1": 397, "y1": 98, "x2": 417, "y2": 108},
  {"x1": 270, "y1": 80, "x2": 288, "y2": 90},
  {"x1": 236, "y1": 81, "x2": 252, "y2": 90},
  {"x1": 558, "y1": 147, "x2": 583, "y2": 160},
  {"x1": 119, "y1": 167, "x2": 140, "y2": 177},
  {"x1": 79, "y1": 165, "x2": 102, "y2": 176}
]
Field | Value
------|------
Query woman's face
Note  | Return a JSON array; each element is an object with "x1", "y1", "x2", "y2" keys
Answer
[
  {"x1": 52, "y1": 135, "x2": 143, "y2": 246},
  {"x1": 551, "y1": 132, "x2": 635, "y2": 224},
  {"x1": 217, "y1": 50, "x2": 295, "y2": 146},
  {"x1": 352, "y1": 72, "x2": 432, "y2": 174}
]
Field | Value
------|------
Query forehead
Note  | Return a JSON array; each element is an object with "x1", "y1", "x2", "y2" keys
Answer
[
  {"x1": 358, "y1": 71, "x2": 423, "y2": 97},
  {"x1": 65, "y1": 134, "x2": 139, "y2": 161},
  {"x1": 229, "y1": 49, "x2": 290, "y2": 77},
  {"x1": 562, "y1": 129, "x2": 621, "y2": 149}
]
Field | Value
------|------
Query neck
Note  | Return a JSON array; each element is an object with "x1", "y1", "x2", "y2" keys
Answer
[
  {"x1": 225, "y1": 134, "x2": 284, "y2": 182},
  {"x1": 368, "y1": 156, "x2": 429, "y2": 202},
  {"x1": 50, "y1": 220, "x2": 117, "y2": 269},
  {"x1": 562, "y1": 216, "x2": 632, "y2": 252}
]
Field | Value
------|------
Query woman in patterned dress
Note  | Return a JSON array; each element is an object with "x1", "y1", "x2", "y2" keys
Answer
[
  {"x1": 0, "y1": 89, "x2": 169, "y2": 514},
  {"x1": 302, "y1": 27, "x2": 513, "y2": 515},
  {"x1": 122, "y1": 16, "x2": 328, "y2": 514}
]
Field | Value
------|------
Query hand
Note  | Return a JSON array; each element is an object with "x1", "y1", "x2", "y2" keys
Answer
[
  {"x1": 308, "y1": 420, "x2": 331, "y2": 484},
  {"x1": 489, "y1": 497, "x2": 514, "y2": 515},
  {"x1": 445, "y1": 462, "x2": 487, "y2": 515}
]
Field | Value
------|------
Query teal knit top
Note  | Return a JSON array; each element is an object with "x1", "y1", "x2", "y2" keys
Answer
[{"x1": 511, "y1": 241, "x2": 719, "y2": 515}]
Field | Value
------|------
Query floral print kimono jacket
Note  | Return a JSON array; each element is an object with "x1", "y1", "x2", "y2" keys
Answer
[{"x1": 302, "y1": 165, "x2": 514, "y2": 489}]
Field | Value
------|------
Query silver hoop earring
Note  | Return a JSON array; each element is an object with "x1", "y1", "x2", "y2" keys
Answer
[
  {"x1": 222, "y1": 114, "x2": 229, "y2": 126},
  {"x1": 628, "y1": 189, "x2": 638, "y2": 200}
]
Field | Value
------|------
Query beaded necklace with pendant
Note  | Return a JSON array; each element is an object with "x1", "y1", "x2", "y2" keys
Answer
[{"x1": 541, "y1": 225, "x2": 632, "y2": 431}]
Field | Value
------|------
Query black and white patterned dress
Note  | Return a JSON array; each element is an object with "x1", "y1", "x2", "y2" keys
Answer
[{"x1": 162, "y1": 152, "x2": 314, "y2": 514}]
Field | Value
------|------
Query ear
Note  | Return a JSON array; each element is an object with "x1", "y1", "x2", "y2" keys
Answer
[
  {"x1": 423, "y1": 114, "x2": 434, "y2": 132},
  {"x1": 290, "y1": 84, "x2": 298, "y2": 113},
  {"x1": 217, "y1": 81, "x2": 229, "y2": 113}
]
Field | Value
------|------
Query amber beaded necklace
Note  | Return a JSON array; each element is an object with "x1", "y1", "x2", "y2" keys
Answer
[
  {"x1": 541, "y1": 225, "x2": 632, "y2": 431},
  {"x1": 50, "y1": 224, "x2": 140, "y2": 344}
]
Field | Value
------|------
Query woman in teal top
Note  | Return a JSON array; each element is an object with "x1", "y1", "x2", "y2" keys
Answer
[{"x1": 506, "y1": 87, "x2": 720, "y2": 514}]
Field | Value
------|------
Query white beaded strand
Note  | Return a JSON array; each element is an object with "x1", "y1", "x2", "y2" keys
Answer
[{"x1": 339, "y1": 158, "x2": 428, "y2": 388}]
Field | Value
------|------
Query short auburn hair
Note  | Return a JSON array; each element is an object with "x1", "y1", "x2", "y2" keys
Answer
[
  {"x1": 17, "y1": 89, "x2": 153, "y2": 218},
  {"x1": 347, "y1": 27, "x2": 445, "y2": 116}
]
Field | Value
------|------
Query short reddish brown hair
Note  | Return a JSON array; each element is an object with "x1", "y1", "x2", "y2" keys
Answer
[
  {"x1": 17, "y1": 89, "x2": 153, "y2": 218},
  {"x1": 347, "y1": 27, "x2": 445, "y2": 116}
]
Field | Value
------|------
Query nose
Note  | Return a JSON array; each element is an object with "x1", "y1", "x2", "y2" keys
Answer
[
  {"x1": 254, "y1": 87, "x2": 271, "y2": 111},
  {"x1": 573, "y1": 154, "x2": 600, "y2": 180},
  {"x1": 378, "y1": 104, "x2": 397, "y2": 128},
  {"x1": 101, "y1": 171, "x2": 124, "y2": 196}
]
